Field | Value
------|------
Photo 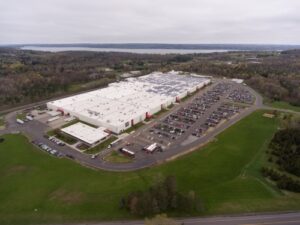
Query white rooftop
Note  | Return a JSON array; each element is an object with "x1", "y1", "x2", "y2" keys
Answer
[
  {"x1": 48, "y1": 71, "x2": 211, "y2": 133},
  {"x1": 61, "y1": 122, "x2": 109, "y2": 145},
  {"x1": 231, "y1": 78, "x2": 244, "y2": 84}
]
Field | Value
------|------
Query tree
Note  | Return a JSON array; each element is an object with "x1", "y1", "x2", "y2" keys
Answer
[
  {"x1": 120, "y1": 175, "x2": 203, "y2": 216},
  {"x1": 129, "y1": 195, "x2": 139, "y2": 214}
]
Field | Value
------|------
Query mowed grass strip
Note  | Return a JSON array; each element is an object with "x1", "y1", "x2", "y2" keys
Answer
[
  {"x1": 0, "y1": 117, "x2": 4, "y2": 127},
  {"x1": 104, "y1": 151, "x2": 133, "y2": 163},
  {"x1": 268, "y1": 101, "x2": 300, "y2": 112},
  {"x1": 0, "y1": 111, "x2": 300, "y2": 225}
]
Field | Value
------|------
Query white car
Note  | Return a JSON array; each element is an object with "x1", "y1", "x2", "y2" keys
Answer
[{"x1": 50, "y1": 150, "x2": 57, "y2": 155}]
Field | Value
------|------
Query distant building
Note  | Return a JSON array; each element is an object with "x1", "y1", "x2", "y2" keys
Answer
[{"x1": 231, "y1": 78, "x2": 244, "y2": 84}]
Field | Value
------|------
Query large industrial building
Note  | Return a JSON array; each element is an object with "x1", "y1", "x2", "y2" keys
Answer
[{"x1": 47, "y1": 71, "x2": 211, "y2": 134}]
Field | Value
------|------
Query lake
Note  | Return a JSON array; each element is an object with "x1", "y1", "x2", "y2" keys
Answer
[{"x1": 20, "y1": 46, "x2": 230, "y2": 54}]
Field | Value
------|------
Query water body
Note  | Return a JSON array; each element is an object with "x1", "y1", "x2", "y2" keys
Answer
[
  {"x1": 21, "y1": 46, "x2": 230, "y2": 54},
  {"x1": 19, "y1": 43, "x2": 300, "y2": 54}
]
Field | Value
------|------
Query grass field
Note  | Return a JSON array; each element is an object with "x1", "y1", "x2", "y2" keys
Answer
[
  {"x1": 1, "y1": 110, "x2": 300, "y2": 225},
  {"x1": 104, "y1": 151, "x2": 133, "y2": 163},
  {"x1": 268, "y1": 101, "x2": 300, "y2": 112}
]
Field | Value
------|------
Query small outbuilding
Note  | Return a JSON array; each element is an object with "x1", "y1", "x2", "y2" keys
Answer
[{"x1": 61, "y1": 122, "x2": 109, "y2": 146}]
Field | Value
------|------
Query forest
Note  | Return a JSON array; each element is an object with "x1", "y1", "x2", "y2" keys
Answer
[
  {"x1": 0, "y1": 48, "x2": 299, "y2": 110},
  {"x1": 269, "y1": 128, "x2": 300, "y2": 176},
  {"x1": 262, "y1": 115, "x2": 300, "y2": 192}
]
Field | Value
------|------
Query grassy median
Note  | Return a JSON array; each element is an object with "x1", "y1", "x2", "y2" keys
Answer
[
  {"x1": 0, "y1": 116, "x2": 4, "y2": 127},
  {"x1": 0, "y1": 110, "x2": 300, "y2": 224},
  {"x1": 104, "y1": 151, "x2": 133, "y2": 163},
  {"x1": 84, "y1": 136, "x2": 118, "y2": 154}
]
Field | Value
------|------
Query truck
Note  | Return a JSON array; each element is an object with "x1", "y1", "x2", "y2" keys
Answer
[
  {"x1": 47, "y1": 116, "x2": 60, "y2": 123},
  {"x1": 26, "y1": 115, "x2": 33, "y2": 121},
  {"x1": 16, "y1": 119, "x2": 24, "y2": 124},
  {"x1": 119, "y1": 148, "x2": 135, "y2": 158}
]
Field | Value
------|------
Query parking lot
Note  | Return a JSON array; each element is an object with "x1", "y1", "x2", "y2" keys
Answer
[
  {"x1": 113, "y1": 80, "x2": 253, "y2": 159},
  {"x1": 228, "y1": 88, "x2": 254, "y2": 104},
  {"x1": 31, "y1": 140, "x2": 64, "y2": 158}
]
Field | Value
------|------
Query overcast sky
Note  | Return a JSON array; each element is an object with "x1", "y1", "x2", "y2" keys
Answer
[{"x1": 0, "y1": 0, "x2": 299, "y2": 45}]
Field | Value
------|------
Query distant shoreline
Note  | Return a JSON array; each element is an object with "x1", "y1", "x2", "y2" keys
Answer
[
  {"x1": 20, "y1": 46, "x2": 231, "y2": 54},
  {"x1": 0, "y1": 43, "x2": 298, "y2": 54}
]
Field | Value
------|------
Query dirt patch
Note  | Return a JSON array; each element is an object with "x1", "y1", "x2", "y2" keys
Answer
[
  {"x1": 5, "y1": 165, "x2": 28, "y2": 176},
  {"x1": 49, "y1": 188, "x2": 85, "y2": 204}
]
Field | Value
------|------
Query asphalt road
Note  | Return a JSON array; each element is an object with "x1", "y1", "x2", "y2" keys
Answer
[{"x1": 51, "y1": 212, "x2": 300, "y2": 225}]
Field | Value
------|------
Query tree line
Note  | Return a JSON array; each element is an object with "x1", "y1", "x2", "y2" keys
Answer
[
  {"x1": 261, "y1": 167, "x2": 300, "y2": 192},
  {"x1": 0, "y1": 48, "x2": 173, "y2": 110},
  {"x1": 268, "y1": 128, "x2": 300, "y2": 177},
  {"x1": 171, "y1": 50, "x2": 300, "y2": 106},
  {"x1": 120, "y1": 175, "x2": 203, "y2": 216},
  {"x1": 1, "y1": 48, "x2": 299, "y2": 110},
  {"x1": 261, "y1": 116, "x2": 300, "y2": 192}
]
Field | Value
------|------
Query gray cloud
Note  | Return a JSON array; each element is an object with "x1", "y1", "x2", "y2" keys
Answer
[{"x1": 0, "y1": 0, "x2": 299, "y2": 44}]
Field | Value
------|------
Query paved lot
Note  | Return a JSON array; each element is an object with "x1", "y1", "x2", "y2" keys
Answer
[{"x1": 111, "y1": 80, "x2": 255, "y2": 163}]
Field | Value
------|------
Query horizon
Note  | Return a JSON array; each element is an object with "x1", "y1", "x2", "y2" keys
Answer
[{"x1": 2, "y1": 43, "x2": 300, "y2": 47}]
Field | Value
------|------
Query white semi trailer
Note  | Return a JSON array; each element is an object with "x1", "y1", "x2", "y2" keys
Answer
[{"x1": 16, "y1": 119, "x2": 24, "y2": 124}]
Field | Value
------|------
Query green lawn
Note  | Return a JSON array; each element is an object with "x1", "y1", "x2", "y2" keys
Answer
[
  {"x1": 55, "y1": 132, "x2": 78, "y2": 145},
  {"x1": 122, "y1": 122, "x2": 144, "y2": 134},
  {"x1": 268, "y1": 101, "x2": 300, "y2": 112},
  {"x1": 46, "y1": 129, "x2": 56, "y2": 137},
  {"x1": 16, "y1": 112, "x2": 27, "y2": 120},
  {"x1": 46, "y1": 128, "x2": 77, "y2": 145},
  {"x1": 85, "y1": 136, "x2": 118, "y2": 154},
  {"x1": 104, "y1": 151, "x2": 133, "y2": 163},
  {"x1": 0, "y1": 116, "x2": 4, "y2": 127},
  {"x1": 1, "y1": 110, "x2": 300, "y2": 225}
]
